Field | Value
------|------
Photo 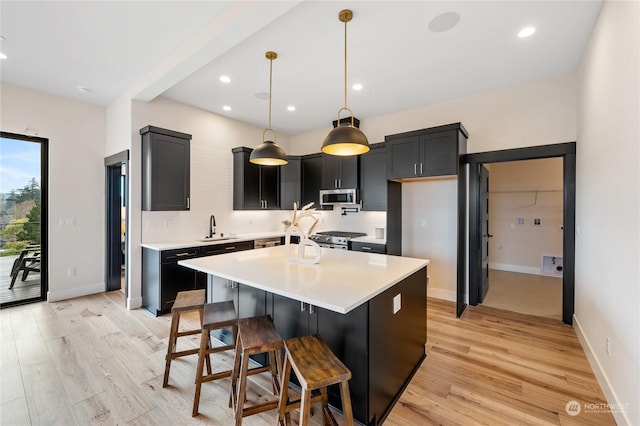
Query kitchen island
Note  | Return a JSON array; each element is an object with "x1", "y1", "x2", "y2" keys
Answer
[{"x1": 179, "y1": 245, "x2": 429, "y2": 425}]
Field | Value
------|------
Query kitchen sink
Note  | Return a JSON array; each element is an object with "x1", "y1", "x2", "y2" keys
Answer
[{"x1": 198, "y1": 237, "x2": 232, "y2": 242}]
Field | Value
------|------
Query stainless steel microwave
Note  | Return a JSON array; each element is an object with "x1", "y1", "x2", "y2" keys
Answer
[{"x1": 320, "y1": 188, "x2": 358, "y2": 206}]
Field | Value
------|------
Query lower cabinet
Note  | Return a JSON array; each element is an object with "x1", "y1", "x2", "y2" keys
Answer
[
  {"x1": 350, "y1": 241, "x2": 387, "y2": 254},
  {"x1": 142, "y1": 240, "x2": 253, "y2": 316}
]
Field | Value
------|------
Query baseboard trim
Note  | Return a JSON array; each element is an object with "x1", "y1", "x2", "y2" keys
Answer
[
  {"x1": 127, "y1": 296, "x2": 142, "y2": 310},
  {"x1": 427, "y1": 287, "x2": 456, "y2": 302},
  {"x1": 490, "y1": 262, "x2": 540, "y2": 276},
  {"x1": 573, "y1": 315, "x2": 631, "y2": 426},
  {"x1": 47, "y1": 282, "x2": 105, "y2": 302}
]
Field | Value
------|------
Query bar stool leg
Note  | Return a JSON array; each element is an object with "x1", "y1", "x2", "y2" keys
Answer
[
  {"x1": 163, "y1": 311, "x2": 180, "y2": 387},
  {"x1": 192, "y1": 326, "x2": 213, "y2": 416},
  {"x1": 339, "y1": 381, "x2": 355, "y2": 426},
  {"x1": 277, "y1": 355, "x2": 293, "y2": 426},
  {"x1": 198, "y1": 308, "x2": 212, "y2": 376},
  {"x1": 229, "y1": 332, "x2": 242, "y2": 409},
  {"x1": 299, "y1": 387, "x2": 312, "y2": 426},
  {"x1": 234, "y1": 350, "x2": 250, "y2": 426}
]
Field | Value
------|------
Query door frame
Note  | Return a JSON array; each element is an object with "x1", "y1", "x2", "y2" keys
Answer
[
  {"x1": 466, "y1": 142, "x2": 576, "y2": 324},
  {"x1": 0, "y1": 131, "x2": 48, "y2": 307},
  {"x1": 105, "y1": 150, "x2": 129, "y2": 296}
]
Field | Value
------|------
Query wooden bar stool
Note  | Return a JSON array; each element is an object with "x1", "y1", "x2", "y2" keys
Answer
[
  {"x1": 277, "y1": 335, "x2": 354, "y2": 426},
  {"x1": 230, "y1": 315, "x2": 284, "y2": 425},
  {"x1": 192, "y1": 300, "x2": 238, "y2": 416},
  {"x1": 163, "y1": 289, "x2": 210, "y2": 388}
]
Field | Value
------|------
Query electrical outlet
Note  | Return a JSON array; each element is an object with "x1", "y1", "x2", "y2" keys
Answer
[
  {"x1": 606, "y1": 337, "x2": 611, "y2": 357},
  {"x1": 533, "y1": 218, "x2": 541, "y2": 226},
  {"x1": 393, "y1": 294, "x2": 401, "y2": 314},
  {"x1": 67, "y1": 268, "x2": 76, "y2": 277}
]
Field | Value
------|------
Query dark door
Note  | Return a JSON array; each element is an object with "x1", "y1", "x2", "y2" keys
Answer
[
  {"x1": 105, "y1": 150, "x2": 128, "y2": 297},
  {"x1": 106, "y1": 164, "x2": 123, "y2": 292},
  {"x1": 387, "y1": 136, "x2": 420, "y2": 179},
  {"x1": 259, "y1": 165, "x2": 280, "y2": 209},
  {"x1": 480, "y1": 165, "x2": 490, "y2": 302},
  {"x1": 301, "y1": 154, "x2": 323, "y2": 208}
]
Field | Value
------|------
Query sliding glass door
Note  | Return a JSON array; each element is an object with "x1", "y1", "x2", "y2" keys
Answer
[{"x1": 0, "y1": 132, "x2": 48, "y2": 307}]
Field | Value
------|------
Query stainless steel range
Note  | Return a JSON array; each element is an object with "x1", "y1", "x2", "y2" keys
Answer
[{"x1": 309, "y1": 231, "x2": 367, "y2": 250}]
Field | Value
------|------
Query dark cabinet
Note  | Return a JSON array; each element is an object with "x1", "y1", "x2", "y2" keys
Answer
[
  {"x1": 141, "y1": 126, "x2": 191, "y2": 211},
  {"x1": 280, "y1": 156, "x2": 301, "y2": 210},
  {"x1": 350, "y1": 241, "x2": 386, "y2": 254},
  {"x1": 322, "y1": 154, "x2": 358, "y2": 189},
  {"x1": 142, "y1": 240, "x2": 253, "y2": 316},
  {"x1": 386, "y1": 123, "x2": 468, "y2": 179},
  {"x1": 359, "y1": 143, "x2": 387, "y2": 211},
  {"x1": 301, "y1": 153, "x2": 323, "y2": 208},
  {"x1": 232, "y1": 147, "x2": 280, "y2": 210}
]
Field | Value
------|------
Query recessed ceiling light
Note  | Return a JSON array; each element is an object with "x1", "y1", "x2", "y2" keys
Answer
[
  {"x1": 518, "y1": 26, "x2": 536, "y2": 38},
  {"x1": 0, "y1": 52, "x2": 6, "y2": 60},
  {"x1": 428, "y1": 11, "x2": 461, "y2": 33},
  {"x1": 352, "y1": 83, "x2": 363, "y2": 91},
  {"x1": 287, "y1": 105, "x2": 296, "y2": 112},
  {"x1": 219, "y1": 75, "x2": 231, "y2": 84},
  {"x1": 222, "y1": 105, "x2": 232, "y2": 111},
  {"x1": 76, "y1": 86, "x2": 91, "y2": 93}
]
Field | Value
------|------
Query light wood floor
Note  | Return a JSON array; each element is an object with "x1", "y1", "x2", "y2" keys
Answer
[{"x1": 0, "y1": 292, "x2": 614, "y2": 425}]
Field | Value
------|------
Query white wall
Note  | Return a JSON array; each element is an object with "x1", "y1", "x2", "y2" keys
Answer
[
  {"x1": 290, "y1": 72, "x2": 577, "y2": 155},
  {"x1": 489, "y1": 159, "x2": 563, "y2": 274},
  {"x1": 1, "y1": 83, "x2": 107, "y2": 301},
  {"x1": 575, "y1": 1, "x2": 640, "y2": 424}
]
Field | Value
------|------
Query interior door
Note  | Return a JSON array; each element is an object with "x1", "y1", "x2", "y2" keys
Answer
[{"x1": 479, "y1": 165, "x2": 491, "y2": 302}]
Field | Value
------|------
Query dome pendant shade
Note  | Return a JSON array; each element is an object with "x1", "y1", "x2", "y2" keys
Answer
[
  {"x1": 323, "y1": 9, "x2": 369, "y2": 156},
  {"x1": 250, "y1": 50, "x2": 288, "y2": 166},
  {"x1": 250, "y1": 139, "x2": 287, "y2": 165},
  {"x1": 322, "y1": 124, "x2": 369, "y2": 156}
]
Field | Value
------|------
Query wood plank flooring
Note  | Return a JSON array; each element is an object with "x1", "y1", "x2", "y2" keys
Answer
[{"x1": 0, "y1": 292, "x2": 614, "y2": 425}]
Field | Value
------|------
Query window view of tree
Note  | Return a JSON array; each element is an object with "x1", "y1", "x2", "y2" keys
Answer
[{"x1": 0, "y1": 178, "x2": 41, "y2": 254}]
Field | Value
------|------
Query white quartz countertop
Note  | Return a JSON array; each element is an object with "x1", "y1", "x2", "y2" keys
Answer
[
  {"x1": 179, "y1": 245, "x2": 429, "y2": 314},
  {"x1": 140, "y1": 232, "x2": 285, "y2": 251}
]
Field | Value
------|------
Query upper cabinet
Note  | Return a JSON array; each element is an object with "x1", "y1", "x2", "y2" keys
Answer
[
  {"x1": 232, "y1": 147, "x2": 280, "y2": 210},
  {"x1": 301, "y1": 154, "x2": 323, "y2": 208},
  {"x1": 359, "y1": 143, "x2": 387, "y2": 211},
  {"x1": 385, "y1": 123, "x2": 468, "y2": 179},
  {"x1": 141, "y1": 126, "x2": 191, "y2": 211},
  {"x1": 280, "y1": 156, "x2": 302, "y2": 210},
  {"x1": 322, "y1": 154, "x2": 359, "y2": 189}
]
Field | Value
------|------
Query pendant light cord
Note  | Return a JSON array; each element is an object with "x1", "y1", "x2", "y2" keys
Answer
[
  {"x1": 268, "y1": 56, "x2": 273, "y2": 130},
  {"x1": 343, "y1": 17, "x2": 348, "y2": 109}
]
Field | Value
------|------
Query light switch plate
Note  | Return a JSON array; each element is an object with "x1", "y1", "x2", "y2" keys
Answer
[{"x1": 393, "y1": 294, "x2": 401, "y2": 314}]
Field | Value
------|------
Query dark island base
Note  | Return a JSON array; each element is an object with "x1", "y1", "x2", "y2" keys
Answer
[{"x1": 209, "y1": 265, "x2": 428, "y2": 425}]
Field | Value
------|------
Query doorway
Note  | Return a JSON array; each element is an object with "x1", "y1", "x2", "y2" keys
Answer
[
  {"x1": 480, "y1": 159, "x2": 564, "y2": 320},
  {"x1": 467, "y1": 142, "x2": 576, "y2": 324},
  {"x1": 0, "y1": 131, "x2": 48, "y2": 308},
  {"x1": 105, "y1": 151, "x2": 129, "y2": 296}
]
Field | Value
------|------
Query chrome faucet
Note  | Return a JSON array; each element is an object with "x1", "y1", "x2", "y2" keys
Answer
[{"x1": 208, "y1": 215, "x2": 216, "y2": 238}]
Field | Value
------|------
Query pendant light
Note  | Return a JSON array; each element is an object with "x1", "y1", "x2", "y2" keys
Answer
[
  {"x1": 250, "y1": 51, "x2": 288, "y2": 166},
  {"x1": 322, "y1": 9, "x2": 369, "y2": 156}
]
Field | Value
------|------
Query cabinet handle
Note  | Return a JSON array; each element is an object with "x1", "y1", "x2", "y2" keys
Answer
[
  {"x1": 186, "y1": 197, "x2": 190, "y2": 209},
  {"x1": 264, "y1": 200, "x2": 267, "y2": 209},
  {"x1": 225, "y1": 246, "x2": 236, "y2": 250},
  {"x1": 175, "y1": 252, "x2": 191, "y2": 257},
  {"x1": 361, "y1": 246, "x2": 372, "y2": 251},
  {"x1": 420, "y1": 163, "x2": 423, "y2": 174},
  {"x1": 414, "y1": 163, "x2": 417, "y2": 175},
  {"x1": 309, "y1": 305, "x2": 315, "y2": 315},
  {"x1": 300, "y1": 301, "x2": 306, "y2": 312},
  {"x1": 338, "y1": 179, "x2": 342, "y2": 188}
]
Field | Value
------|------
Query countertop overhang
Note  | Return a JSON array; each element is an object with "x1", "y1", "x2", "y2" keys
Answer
[
  {"x1": 179, "y1": 245, "x2": 429, "y2": 314},
  {"x1": 140, "y1": 232, "x2": 285, "y2": 251}
]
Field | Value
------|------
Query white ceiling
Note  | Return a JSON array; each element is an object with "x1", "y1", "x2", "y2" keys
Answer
[{"x1": 0, "y1": 1, "x2": 602, "y2": 136}]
